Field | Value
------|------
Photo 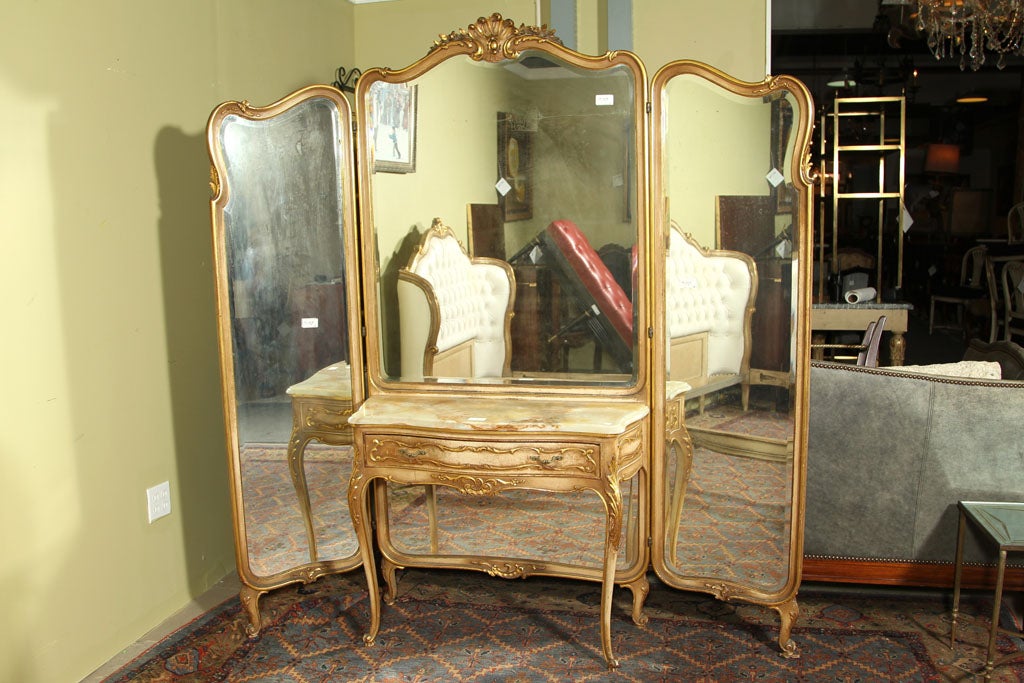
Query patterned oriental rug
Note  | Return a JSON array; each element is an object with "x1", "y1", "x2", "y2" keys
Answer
[{"x1": 105, "y1": 568, "x2": 1024, "y2": 682}]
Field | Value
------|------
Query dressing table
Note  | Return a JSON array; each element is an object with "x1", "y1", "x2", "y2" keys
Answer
[
  {"x1": 207, "y1": 14, "x2": 815, "y2": 668},
  {"x1": 348, "y1": 395, "x2": 650, "y2": 666}
]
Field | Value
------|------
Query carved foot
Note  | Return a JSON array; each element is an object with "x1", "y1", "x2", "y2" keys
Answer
[
  {"x1": 239, "y1": 584, "x2": 265, "y2": 638},
  {"x1": 362, "y1": 632, "x2": 376, "y2": 646},
  {"x1": 606, "y1": 657, "x2": 620, "y2": 670},
  {"x1": 624, "y1": 574, "x2": 650, "y2": 626},
  {"x1": 773, "y1": 596, "x2": 800, "y2": 659},
  {"x1": 382, "y1": 557, "x2": 402, "y2": 605}
]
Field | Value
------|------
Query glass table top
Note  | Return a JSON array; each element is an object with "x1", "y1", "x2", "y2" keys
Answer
[{"x1": 960, "y1": 501, "x2": 1024, "y2": 550}]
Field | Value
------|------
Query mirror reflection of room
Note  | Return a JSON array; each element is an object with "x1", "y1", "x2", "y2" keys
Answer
[
  {"x1": 209, "y1": 90, "x2": 362, "y2": 603},
  {"x1": 366, "y1": 54, "x2": 640, "y2": 385},
  {"x1": 651, "y1": 64, "x2": 810, "y2": 629}
]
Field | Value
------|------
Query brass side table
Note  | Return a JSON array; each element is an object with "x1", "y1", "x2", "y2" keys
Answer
[{"x1": 950, "y1": 501, "x2": 1024, "y2": 681}]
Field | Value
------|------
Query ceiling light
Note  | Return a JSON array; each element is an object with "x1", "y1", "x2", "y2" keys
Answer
[{"x1": 956, "y1": 93, "x2": 989, "y2": 103}]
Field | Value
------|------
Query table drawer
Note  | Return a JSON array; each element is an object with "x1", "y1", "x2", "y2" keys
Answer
[
  {"x1": 295, "y1": 398, "x2": 355, "y2": 432},
  {"x1": 362, "y1": 434, "x2": 600, "y2": 475}
]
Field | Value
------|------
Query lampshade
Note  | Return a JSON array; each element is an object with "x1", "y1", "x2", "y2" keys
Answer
[
  {"x1": 955, "y1": 92, "x2": 989, "y2": 104},
  {"x1": 924, "y1": 143, "x2": 960, "y2": 174}
]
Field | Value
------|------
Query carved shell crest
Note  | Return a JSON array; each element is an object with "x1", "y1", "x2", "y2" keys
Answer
[{"x1": 431, "y1": 13, "x2": 560, "y2": 62}]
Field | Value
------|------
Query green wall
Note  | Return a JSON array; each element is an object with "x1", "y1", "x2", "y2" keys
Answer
[
  {"x1": 0, "y1": 2, "x2": 355, "y2": 681},
  {"x1": 0, "y1": 1, "x2": 767, "y2": 680}
]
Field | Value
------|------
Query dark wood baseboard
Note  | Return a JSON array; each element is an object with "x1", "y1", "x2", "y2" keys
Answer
[{"x1": 803, "y1": 556, "x2": 1024, "y2": 591}]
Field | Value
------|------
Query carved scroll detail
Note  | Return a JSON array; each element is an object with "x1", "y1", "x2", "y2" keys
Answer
[
  {"x1": 603, "y1": 473, "x2": 623, "y2": 549},
  {"x1": 615, "y1": 424, "x2": 645, "y2": 465},
  {"x1": 433, "y1": 474, "x2": 520, "y2": 495},
  {"x1": 209, "y1": 165, "x2": 220, "y2": 197},
  {"x1": 305, "y1": 404, "x2": 354, "y2": 429},
  {"x1": 704, "y1": 581, "x2": 735, "y2": 602},
  {"x1": 666, "y1": 400, "x2": 681, "y2": 432},
  {"x1": 475, "y1": 560, "x2": 544, "y2": 579},
  {"x1": 347, "y1": 456, "x2": 366, "y2": 528}
]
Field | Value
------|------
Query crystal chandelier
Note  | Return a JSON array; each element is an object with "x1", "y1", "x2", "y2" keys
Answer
[{"x1": 915, "y1": 0, "x2": 1024, "y2": 70}]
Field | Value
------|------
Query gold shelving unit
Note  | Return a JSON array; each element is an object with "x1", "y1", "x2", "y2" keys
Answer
[{"x1": 818, "y1": 96, "x2": 906, "y2": 303}]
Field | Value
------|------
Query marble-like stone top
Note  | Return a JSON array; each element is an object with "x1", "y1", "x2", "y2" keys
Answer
[
  {"x1": 286, "y1": 361, "x2": 352, "y2": 399},
  {"x1": 666, "y1": 381, "x2": 692, "y2": 400},
  {"x1": 813, "y1": 302, "x2": 913, "y2": 310},
  {"x1": 350, "y1": 394, "x2": 649, "y2": 434}
]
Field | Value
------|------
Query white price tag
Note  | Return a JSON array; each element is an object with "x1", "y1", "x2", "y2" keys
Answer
[
  {"x1": 495, "y1": 177, "x2": 512, "y2": 196},
  {"x1": 595, "y1": 94, "x2": 614, "y2": 106},
  {"x1": 301, "y1": 317, "x2": 319, "y2": 329},
  {"x1": 766, "y1": 168, "x2": 785, "y2": 187},
  {"x1": 678, "y1": 276, "x2": 699, "y2": 289}
]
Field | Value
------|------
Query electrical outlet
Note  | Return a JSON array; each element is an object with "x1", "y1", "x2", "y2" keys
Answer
[{"x1": 147, "y1": 481, "x2": 171, "y2": 523}]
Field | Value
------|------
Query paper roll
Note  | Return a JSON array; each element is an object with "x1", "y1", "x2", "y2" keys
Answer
[{"x1": 844, "y1": 287, "x2": 877, "y2": 304}]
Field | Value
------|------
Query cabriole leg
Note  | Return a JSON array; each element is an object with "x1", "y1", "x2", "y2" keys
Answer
[
  {"x1": 239, "y1": 584, "x2": 266, "y2": 638},
  {"x1": 348, "y1": 461, "x2": 380, "y2": 646},
  {"x1": 774, "y1": 596, "x2": 800, "y2": 659}
]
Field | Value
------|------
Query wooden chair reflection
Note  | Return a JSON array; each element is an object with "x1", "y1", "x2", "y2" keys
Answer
[
  {"x1": 809, "y1": 315, "x2": 887, "y2": 367},
  {"x1": 929, "y1": 245, "x2": 988, "y2": 337},
  {"x1": 1007, "y1": 201, "x2": 1024, "y2": 245},
  {"x1": 1002, "y1": 259, "x2": 1024, "y2": 342}
]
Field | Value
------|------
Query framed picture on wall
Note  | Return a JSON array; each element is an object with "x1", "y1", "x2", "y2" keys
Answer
[
  {"x1": 371, "y1": 83, "x2": 417, "y2": 173},
  {"x1": 497, "y1": 112, "x2": 534, "y2": 222}
]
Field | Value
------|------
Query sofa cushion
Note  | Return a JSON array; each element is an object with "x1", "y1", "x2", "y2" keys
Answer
[{"x1": 887, "y1": 360, "x2": 1001, "y2": 379}]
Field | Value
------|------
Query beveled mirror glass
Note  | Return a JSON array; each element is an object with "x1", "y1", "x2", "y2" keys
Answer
[
  {"x1": 356, "y1": 18, "x2": 648, "y2": 396},
  {"x1": 208, "y1": 86, "x2": 362, "y2": 633},
  {"x1": 649, "y1": 62, "x2": 814, "y2": 655}
]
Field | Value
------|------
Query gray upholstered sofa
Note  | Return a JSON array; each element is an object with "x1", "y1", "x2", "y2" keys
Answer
[{"x1": 804, "y1": 358, "x2": 1024, "y2": 586}]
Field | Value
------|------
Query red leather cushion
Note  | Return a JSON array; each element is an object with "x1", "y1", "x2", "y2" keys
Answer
[{"x1": 545, "y1": 220, "x2": 634, "y2": 347}]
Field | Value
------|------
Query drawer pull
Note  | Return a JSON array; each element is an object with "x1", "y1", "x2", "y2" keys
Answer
[{"x1": 529, "y1": 454, "x2": 564, "y2": 466}]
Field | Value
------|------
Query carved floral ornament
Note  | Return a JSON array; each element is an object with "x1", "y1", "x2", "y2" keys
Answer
[{"x1": 431, "y1": 13, "x2": 561, "y2": 62}]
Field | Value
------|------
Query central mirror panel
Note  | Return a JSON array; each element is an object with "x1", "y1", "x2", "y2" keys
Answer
[
  {"x1": 349, "y1": 18, "x2": 651, "y2": 667},
  {"x1": 358, "y1": 29, "x2": 646, "y2": 393},
  {"x1": 649, "y1": 61, "x2": 813, "y2": 653}
]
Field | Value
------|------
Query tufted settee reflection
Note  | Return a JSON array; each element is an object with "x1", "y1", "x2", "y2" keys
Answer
[
  {"x1": 665, "y1": 222, "x2": 756, "y2": 410},
  {"x1": 397, "y1": 218, "x2": 515, "y2": 380}
]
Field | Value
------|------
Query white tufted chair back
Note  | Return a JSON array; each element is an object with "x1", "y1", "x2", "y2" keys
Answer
[
  {"x1": 666, "y1": 225, "x2": 756, "y2": 376},
  {"x1": 397, "y1": 219, "x2": 514, "y2": 380}
]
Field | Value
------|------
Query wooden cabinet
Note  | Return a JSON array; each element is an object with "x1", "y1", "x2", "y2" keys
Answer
[
  {"x1": 510, "y1": 264, "x2": 552, "y2": 372},
  {"x1": 290, "y1": 282, "x2": 348, "y2": 383}
]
